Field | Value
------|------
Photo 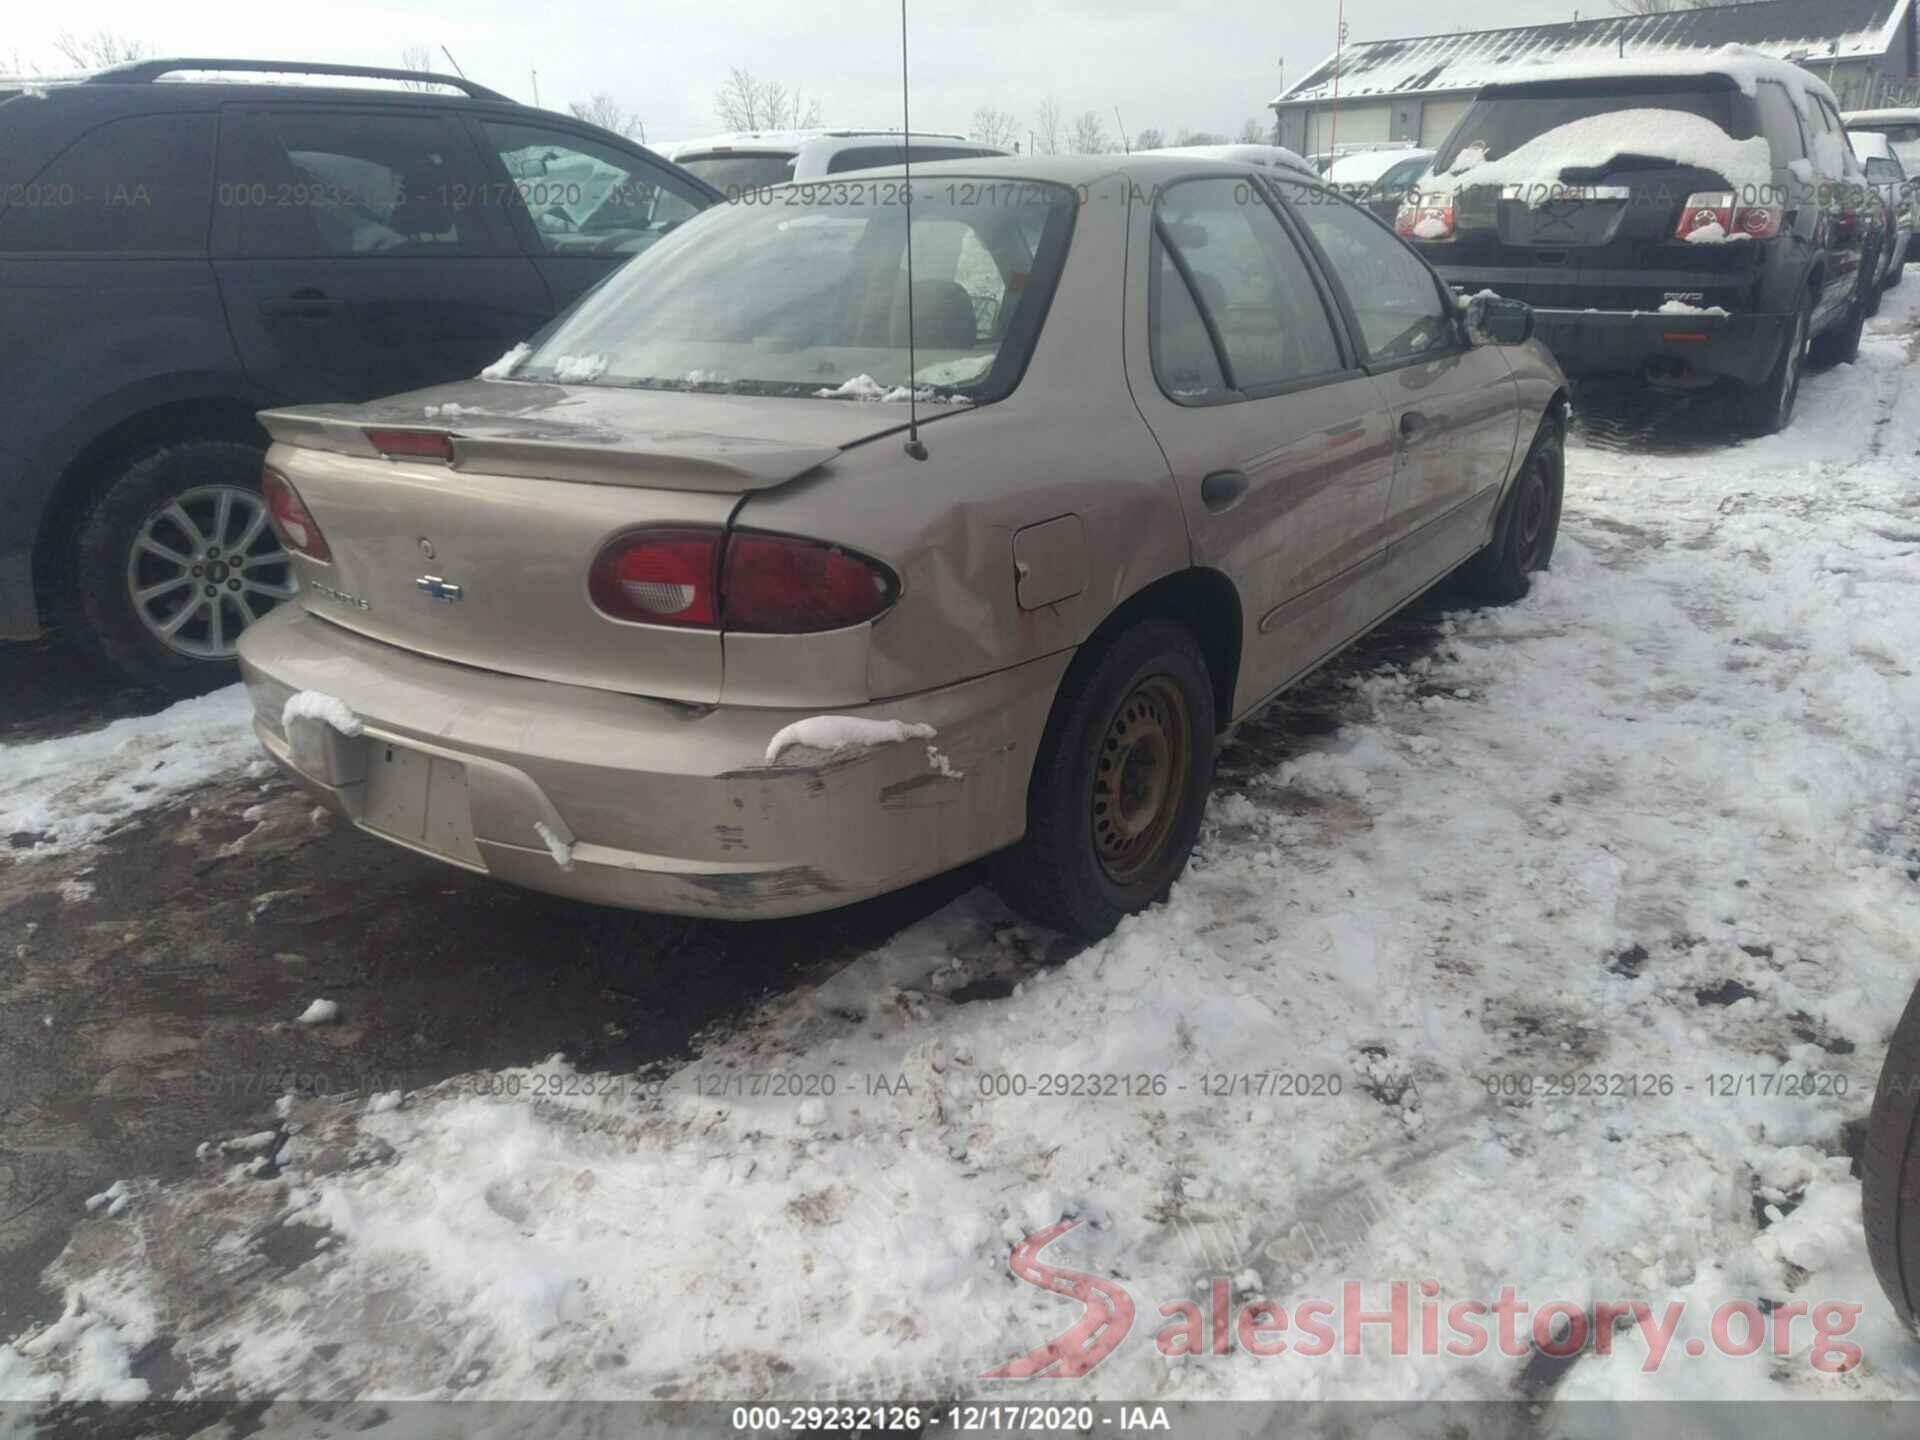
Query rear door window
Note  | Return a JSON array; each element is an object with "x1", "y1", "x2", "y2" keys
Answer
[
  {"x1": 0, "y1": 113, "x2": 215, "y2": 253},
  {"x1": 219, "y1": 110, "x2": 489, "y2": 257},
  {"x1": 1150, "y1": 177, "x2": 1347, "y2": 398}
]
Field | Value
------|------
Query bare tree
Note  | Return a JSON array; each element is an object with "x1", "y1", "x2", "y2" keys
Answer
[
  {"x1": 398, "y1": 44, "x2": 435, "y2": 91},
  {"x1": 1175, "y1": 127, "x2": 1228, "y2": 147},
  {"x1": 970, "y1": 106, "x2": 1021, "y2": 150},
  {"x1": 714, "y1": 68, "x2": 821, "y2": 131},
  {"x1": 1069, "y1": 109, "x2": 1111, "y2": 155},
  {"x1": 1237, "y1": 116, "x2": 1270, "y2": 145},
  {"x1": 1133, "y1": 126, "x2": 1167, "y2": 151},
  {"x1": 570, "y1": 92, "x2": 641, "y2": 138},
  {"x1": 51, "y1": 29, "x2": 145, "y2": 70},
  {"x1": 1033, "y1": 97, "x2": 1064, "y2": 156}
]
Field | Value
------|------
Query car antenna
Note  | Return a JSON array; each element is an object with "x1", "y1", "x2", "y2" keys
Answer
[{"x1": 899, "y1": 0, "x2": 929, "y2": 461}]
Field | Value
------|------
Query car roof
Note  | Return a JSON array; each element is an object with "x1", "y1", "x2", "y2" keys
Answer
[
  {"x1": 1150, "y1": 143, "x2": 1315, "y2": 173},
  {"x1": 828, "y1": 152, "x2": 1335, "y2": 189},
  {"x1": 1843, "y1": 107, "x2": 1920, "y2": 123},
  {"x1": 673, "y1": 128, "x2": 973, "y2": 156},
  {"x1": 1849, "y1": 129, "x2": 1894, "y2": 157},
  {"x1": 1327, "y1": 148, "x2": 1434, "y2": 185}
]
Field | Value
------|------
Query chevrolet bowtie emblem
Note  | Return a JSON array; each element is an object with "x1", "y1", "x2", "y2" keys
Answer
[{"x1": 415, "y1": 575, "x2": 464, "y2": 602}]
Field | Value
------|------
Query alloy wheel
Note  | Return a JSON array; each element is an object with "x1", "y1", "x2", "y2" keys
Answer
[{"x1": 126, "y1": 484, "x2": 296, "y2": 659}]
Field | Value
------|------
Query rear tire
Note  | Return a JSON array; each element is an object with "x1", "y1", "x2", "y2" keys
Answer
[
  {"x1": 990, "y1": 620, "x2": 1216, "y2": 939},
  {"x1": 1889, "y1": 257, "x2": 1905, "y2": 290},
  {"x1": 1811, "y1": 273, "x2": 1869, "y2": 367},
  {"x1": 1739, "y1": 292, "x2": 1810, "y2": 437},
  {"x1": 1456, "y1": 411, "x2": 1564, "y2": 606},
  {"x1": 1863, "y1": 977, "x2": 1920, "y2": 1336},
  {"x1": 70, "y1": 440, "x2": 292, "y2": 690}
]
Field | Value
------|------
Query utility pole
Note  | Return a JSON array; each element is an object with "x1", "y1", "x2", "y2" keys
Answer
[
  {"x1": 1330, "y1": 3, "x2": 1347, "y2": 155},
  {"x1": 530, "y1": 67, "x2": 540, "y2": 106}
]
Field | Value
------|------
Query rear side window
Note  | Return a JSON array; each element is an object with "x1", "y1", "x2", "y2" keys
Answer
[
  {"x1": 219, "y1": 110, "x2": 485, "y2": 257},
  {"x1": 1756, "y1": 82, "x2": 1806, "y2": 163},
  {"x1": 1151, "y1": 177, "x2": 1346, "y2": 398},
  {"x1": 0, "y1": 113, "x2": 215, "y2": 254}
]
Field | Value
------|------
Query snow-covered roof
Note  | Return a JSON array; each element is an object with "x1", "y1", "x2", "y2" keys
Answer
[
  {"x1": 1275, "y1": 0, "x2": 1910, "y2": 105},
  {"x1": 1842, "y1": 105, "x2": 1920, "y2": 121},
  {"x1": 1148, "y1": 142, "x2": 1316, "y2": 173}
]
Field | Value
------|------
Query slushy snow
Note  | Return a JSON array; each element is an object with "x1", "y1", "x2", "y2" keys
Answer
[
  {"x1": 281, "y1": 691, "x2": 362, "y2": 738},
  {"x1": 764, "y1": 716, "x2": 938, "y2": 764}
]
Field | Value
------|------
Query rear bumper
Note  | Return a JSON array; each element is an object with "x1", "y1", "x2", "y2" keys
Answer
[
  {"x1": 1524, "y1": 308, "x2": 1791, "y2": 386},
  {"x1": 237, "y1": 607, "x2": 1067, "y2": 919}
]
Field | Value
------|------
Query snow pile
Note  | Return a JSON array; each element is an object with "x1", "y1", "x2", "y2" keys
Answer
[
  {"x1": 294, "y1": 999, "x2": 340, "y2": 1026},
  {"x1": 813, "y1": 375, "x2": 972, "y2": 404},
  {"x1": 552, "y1": 354, "x2": 609, "y2": 384},
  {"x1": 479, "y1": 343, "x2": 530, "y2": 380},
  {"x1": 1437, "y1": 109, "x2": 1771, "y2": 199},
  {"x1": 764, "y1": 716, "x2": 937, "y2": 764},
  {"x1": 281, "y1": 690, "x2": 361, "y2": 738},
  {"x1": 0, "y1": 686, "x2": 260, "y2": 855},
  {"x1": 532, "y1": 819, "x2": 574, "y2": 869},
  {"x1": 1657, "y1": 299, "x2": 1731, "y2": 314}
]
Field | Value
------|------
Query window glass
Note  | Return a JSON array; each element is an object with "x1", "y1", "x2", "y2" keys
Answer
[
  {"x1": 0, "y1": 113, "x2": 214, "y2": 253},
  {"x1": 1434, "y1": 81, "x2": 1747, "y2": 172},
  {"x1": 1756, "y1": 83, "x2": 1806, "y2": 162},
  {"x1": 1276, "y1": 180, "x2": 1455, "y2": 365},
  {"x1": 824, "y1": 145, "x2": 997, "y2": 173},
  {"x1": 516, "y1": 181, "x2": 1075, "y2": 401},
  {"x1": 1150, "y1": 245, "x2": 1229, "y2": 402},
  {"x1": 1372, "y1": 157, "x2": 1430, "y2": 202},
  {"x1": 483, "y1": 122, "x2": 707, "y2": 257},
  {"x1": 675, "y1": 152, "x2": 798, "y2": 192},
  {"x1": 1151, "y1": 177, "x2": 1344, "y2": 393},
  {"x1": 222, "y1": 111, "x2": 482, "y2": 256}
]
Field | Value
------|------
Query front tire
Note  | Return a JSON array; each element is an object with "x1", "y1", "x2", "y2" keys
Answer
[
  {"x1": 1456, "y1": 412, "x2": 1564, "y2": 606},
  {"x1": 70, "y1": 440, "x2": 295, "y2": 689},
  {"x1": 1863, "y1": 978, "x2": 1920, "y2": 1334},
  {"x1": 991, "y1": 620, "x2": 1216, "y2": 939}
]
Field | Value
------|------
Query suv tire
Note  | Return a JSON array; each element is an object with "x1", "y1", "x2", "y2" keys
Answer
[
  {"x1": 991, "y1": 620, "x2": 1216, "y2": 939},
  {"x1": 1740, "y1": 291, "x2": 1811, "y2": 436},
  {"x1": 1457, "y1": 411, "x2": 1564, "y2": 606},
  {"x1": 71, "y1": 440, "x2": 295, "y2": 689},
  {"x1": 1811, "y1": 273, "x2": 1869, "y2": 368}
]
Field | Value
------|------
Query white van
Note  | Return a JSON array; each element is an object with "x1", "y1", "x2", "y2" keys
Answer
[{"x1": 670, "y1": 130, "x2": 1009, "y2": 192}]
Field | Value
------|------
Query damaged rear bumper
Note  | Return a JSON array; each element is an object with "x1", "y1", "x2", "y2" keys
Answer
[{"x1": 237, "y1": 607, "x2": 1067, "y2": 919}]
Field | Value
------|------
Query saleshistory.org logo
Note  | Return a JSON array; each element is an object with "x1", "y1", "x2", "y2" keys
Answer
[{"x1": 983, "y1": 1221, "x2": 1865, "y2": 1378}]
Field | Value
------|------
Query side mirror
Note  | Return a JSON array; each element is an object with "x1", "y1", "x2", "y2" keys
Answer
[{"x1": 1463, "y1": 292, "x2": 1534, "y2": 346}]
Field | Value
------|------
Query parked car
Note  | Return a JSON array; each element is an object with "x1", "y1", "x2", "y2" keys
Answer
[
  {"x1": 1147, "y1": 143, "x2": 1317, "y2": 177},
  {"x1": 236, "y1": 154, "x2": 1566, "y2": 937},
  {"x1": 1326, "y1": 147, "x2": 1436, "y2": 224},
  {"x1": 0, "y1": 57, "x2": 720, "y2": 685},
  {"x1": 1398, "y1": 54, "x2": 1877, "y2": 435},
  {"x1": 669, "y1": 129, "x2": 1008, "y2": 193},
  {"x1": 1841, "y1": 105, "x2": 1920, "y2": 189},
  {"x1": 1849, "y1": 128, "x2": 1915, "y2": 281}
]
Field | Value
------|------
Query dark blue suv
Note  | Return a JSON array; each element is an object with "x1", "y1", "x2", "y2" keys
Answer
[{"x1": 0, "y1": 58, "x2": 719, "y2": 685}]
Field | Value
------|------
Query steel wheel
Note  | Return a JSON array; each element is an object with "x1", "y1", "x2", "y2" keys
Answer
[
  {"x1": 126, "y1": 484, "x2": 295, "y2": 659},
  {"x1": 1512, "y1": 449, "x2": 1553, "y2": 571},
  {"x1": 1092, "y1": 675, "x2": 1193, "y2": 886}
]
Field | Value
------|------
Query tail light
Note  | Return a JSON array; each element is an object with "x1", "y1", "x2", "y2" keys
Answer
[
  {"x1": 1395, "y1": 200, "x2": 1455, "y2": 241},
  {"x1": 589, "y1": 527, "x2": 897, "y2": 633},
  {"x1": 365, "y1": 428, "x2": 455, "y2": 462},
  {"x1": 1676, "y1": 193, "x2": 1781, "y2": 241},
  {"x1": 262, "y1": 467, "x2": 331, "y2": 563}
]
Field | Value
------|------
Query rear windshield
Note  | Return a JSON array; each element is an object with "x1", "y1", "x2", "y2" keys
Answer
[
  {"x1": 1435, "y1": 80, "x2": 1748, "y2": 172},
  {"x1": 515, "y1": 179, "x2": 1078, "y2": 403},
  {"x1": 676, "y1": 152, "x2": 799, "y2": 191}
]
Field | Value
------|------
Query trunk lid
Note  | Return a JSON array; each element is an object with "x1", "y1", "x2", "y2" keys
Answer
[{"x1": 260, "y1": 380, "x2": 935, "y2": 703}]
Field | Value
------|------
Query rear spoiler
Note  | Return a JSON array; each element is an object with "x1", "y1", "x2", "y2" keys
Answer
[{"x1": 259, "y1": 408, "x2": 839, "y2": 493}]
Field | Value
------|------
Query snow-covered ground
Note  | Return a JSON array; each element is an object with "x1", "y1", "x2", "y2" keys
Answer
[{"x1": 4, "y1": 293, "x2": 1919, "y2": 1416}]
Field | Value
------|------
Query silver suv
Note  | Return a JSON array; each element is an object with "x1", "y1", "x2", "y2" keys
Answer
[{"x1": 670, "y1": 129, "x2": 1008, "y2": 194}]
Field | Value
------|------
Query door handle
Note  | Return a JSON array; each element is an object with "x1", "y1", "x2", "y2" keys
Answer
[
  {"x1": 1199, "y1": 470, "x2": 1250, "y2": 513},
  {"x1": 259, "y1": 289, "x2": 335, "y2": 320},
  {"x1": 1399, "y1": 410, "x2": 1430, "y2": 443}
]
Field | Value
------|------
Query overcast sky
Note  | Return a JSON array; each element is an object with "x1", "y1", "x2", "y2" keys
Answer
[{"x1": 16, "y1": 0, "x2": 1588, "y2": 148}]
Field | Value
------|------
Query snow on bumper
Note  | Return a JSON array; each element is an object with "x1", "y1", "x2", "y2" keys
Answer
[{"x1": 236, "y1": 607, "x2": 1065, "y2": 918}]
